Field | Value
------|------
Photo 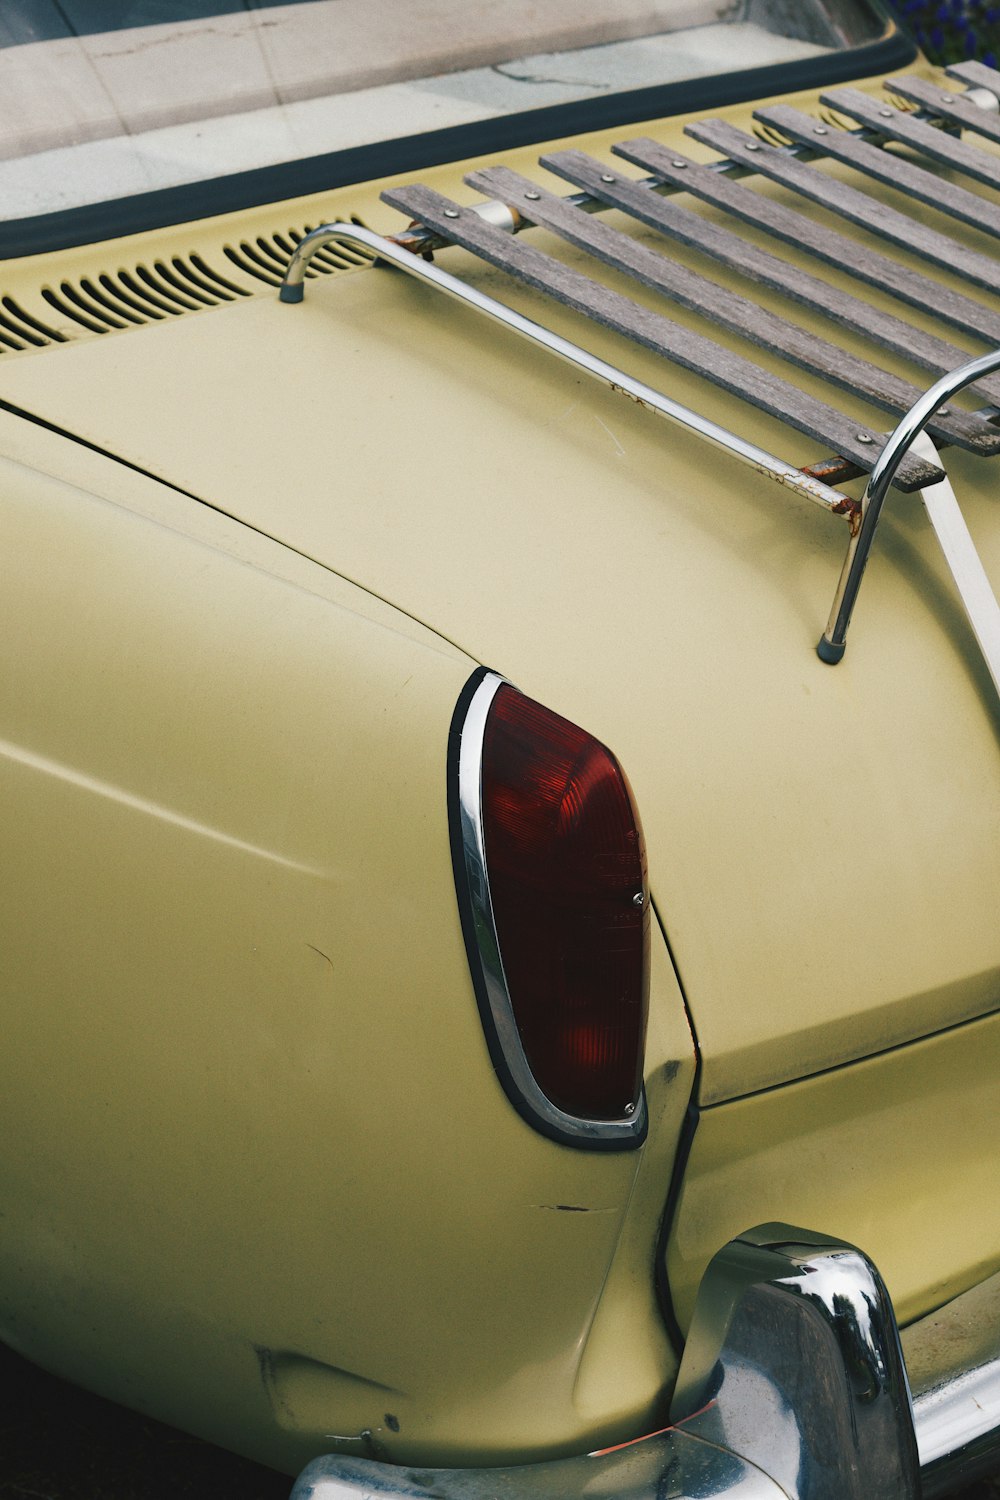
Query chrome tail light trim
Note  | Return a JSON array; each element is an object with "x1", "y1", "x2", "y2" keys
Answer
[{"x1": 449, "y1": 669, "x2": 646, "y2": 1149}]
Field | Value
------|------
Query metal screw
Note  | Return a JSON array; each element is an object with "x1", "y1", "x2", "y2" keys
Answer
[
  {"x1": 940, "y1": 93, "x2": 954, "y2": 104},
  {"x1": 938, "y1": 406, "x2": 950, "y2": 416},
  {"x1": 632, "y1": 891, "x2": 645, "y2": 908},
  {"x1": 856, "y1": 432, "x2": 874, "y2": 444},
  {"x1": 814, "y1": 125, "x2": 828, "y2": 135},
  {"x1": 524, "y1": 189, "x2": 541, "y2": 200},
  {"x1": 443, "y1": 208, "x2": 459, "y2": 219},
  {"x1": 624, "y1": 1103, "x2": 636, "y2": 1116},
  {"x1": 879, "y1": 107, "x2": 893, "y2": 118},
  {"x1": 745, "y1": 140, "x2": 760, "y2": 150},
  {"x1": 601, "y1": 172, "x2": 616, "y2": 183},
  {"x1": 671, "y1": 159, "x2": 687, "y2": 168}
]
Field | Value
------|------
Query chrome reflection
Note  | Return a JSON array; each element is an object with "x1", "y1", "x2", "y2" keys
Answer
[
  {"x1": 916, "y1": 1355, "x2": 1000, "y2": 1496},
  {"x1": 905, "y1": 1265, "x2": 1000, "y2": 1497},
  {"x1": 290, "y1": 1425, "x2": 785, "y2": 1500}
]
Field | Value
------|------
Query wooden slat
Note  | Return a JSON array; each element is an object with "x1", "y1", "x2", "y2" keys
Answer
[
  {"x1": 822, "y1": 87, "x2": 1000, "y2": 192},
  {"x1": 946, "y1": 60, "x2": 1000, "y2": 100},
  {"x1": 615, "y1": 134, "x2": 1000, "y2": 346},
  {"x1": 679, "y1": 118, "x2": 1000, "y2": 295},
  {"x1": 380, "y1": 181, "x2": 940, "y2": 487},
  {"x1": 542, "y1": 146, "x2": 1000, "y2": 407},
  {"x1": 888, "y1": 72, "x2": 1000, "y2": 148},
  {"x1": 465, "y1": 162, "x2": 999, "y2": 454},
  {"x1": 756, "y1": 101, "x2": 1000, "y2": 242}
]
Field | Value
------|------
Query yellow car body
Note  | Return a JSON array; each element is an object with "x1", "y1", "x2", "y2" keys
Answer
[{"x1": 1, "y1": 4, "x2": 999, "y2": 1490}]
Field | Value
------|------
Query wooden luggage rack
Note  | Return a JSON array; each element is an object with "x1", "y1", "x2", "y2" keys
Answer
[{"x1": 281, "y1": 59, "x2": 1000, "y2": 697}]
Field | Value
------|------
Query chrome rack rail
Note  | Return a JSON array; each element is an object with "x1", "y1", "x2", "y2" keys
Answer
[
  {"x1": 283, "y1": 219, "x2": 850, "y2": 515},
  {"x1": 821, "y1": 353, "x2": 1000, "y2": 687},
  {"x1": 280, "y1": 62, "x2": 1000, "y2": 699}
]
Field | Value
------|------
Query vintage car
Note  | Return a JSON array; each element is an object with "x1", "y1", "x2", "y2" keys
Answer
[{"x1": 2, "y1": 1, "x2": 999, "y2": 1496}]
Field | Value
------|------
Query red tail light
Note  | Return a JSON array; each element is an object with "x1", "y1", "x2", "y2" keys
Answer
[{"x1": 452, "y1": 673, "x2": 648, "y2": 1144}]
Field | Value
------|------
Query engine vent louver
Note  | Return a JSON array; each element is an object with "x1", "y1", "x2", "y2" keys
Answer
[
  {"x1": 0, "y1": 295, "x2": 65, "y2": 350},
  {"x1": 0, "y1": 221, "x2": 370, "y2": 354},
  {"x1": 37, "y1": 255, "x2": 253, "y2": 337}
]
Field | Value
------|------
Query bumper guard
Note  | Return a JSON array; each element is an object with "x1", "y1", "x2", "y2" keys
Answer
[{"x1": 290, "y1": 1224, "x2": 1000, "y2": 1500}]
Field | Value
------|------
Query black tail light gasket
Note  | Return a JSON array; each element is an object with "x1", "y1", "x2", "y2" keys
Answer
[{"x1": 447, "y1": 668, "x2": 647, "y2": 1151}]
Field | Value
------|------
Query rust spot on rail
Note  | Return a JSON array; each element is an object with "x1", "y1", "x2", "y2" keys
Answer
[
  {"x1": 609, "y1": 381, "x2": 654, "y2": 410},
  {"x1": 746, "y1": 459, "x2": 851, "y2": 514},
  {"x1": 838, "y1": 496, "x2": 864, "y2": 535}
]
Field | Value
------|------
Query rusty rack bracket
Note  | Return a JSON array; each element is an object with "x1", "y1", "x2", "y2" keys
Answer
[{"x1": 280, "y1": 64, "x2": 1000, "y2": 701}]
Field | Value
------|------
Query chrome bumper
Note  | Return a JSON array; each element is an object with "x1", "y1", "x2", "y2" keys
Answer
[{"x1": 290, "y1": 1225, "x2": 1000, "y2": 1500}]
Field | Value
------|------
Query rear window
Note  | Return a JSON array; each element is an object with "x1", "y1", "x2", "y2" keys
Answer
[{"x1": 0, "y1": 0, "x2": 902, "y2": 249}]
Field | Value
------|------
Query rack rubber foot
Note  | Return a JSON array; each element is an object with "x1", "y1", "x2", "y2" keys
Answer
[{"x1": 816, "y1": 635, "x2": 846, "y2": 664}]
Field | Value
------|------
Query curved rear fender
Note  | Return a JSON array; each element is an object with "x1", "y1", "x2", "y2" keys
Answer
[{"x1": 0, "y1": 435, "x2": 693, "y2": 1471}]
